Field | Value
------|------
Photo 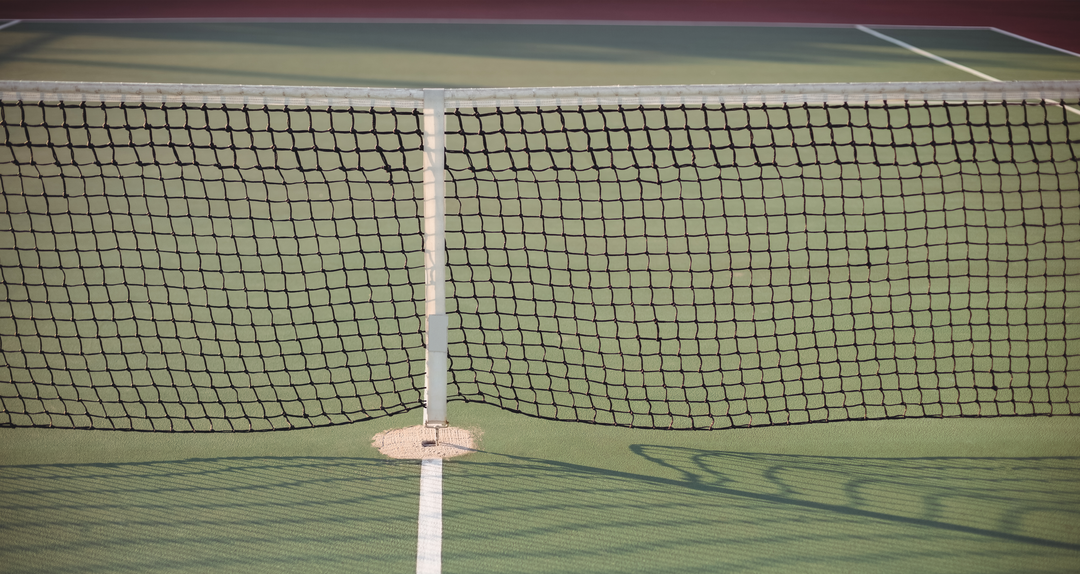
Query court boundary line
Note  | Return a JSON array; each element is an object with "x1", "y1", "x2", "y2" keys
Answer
[
  {"x1": 856, "y1": 26, "x2": 1080, "y2": 116},
  {"x1": 856, "y1": 22, "x2": 1080, "y2": 59},
  {"x1": 856, "y1": 25, "x2": 1002, "y2": 82},
  {"x1": 990, "y1": 27, "x2": 1080, "y2": 58},
  {"x1": 417, "y1": 458, "x2": 443, "y2": 574},
  {"x1": 0, "y1": 20, "x2": 22, "y2": 31}
]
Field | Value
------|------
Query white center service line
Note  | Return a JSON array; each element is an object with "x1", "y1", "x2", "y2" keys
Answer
[{"x1": 417, "y1": 458, "x2": 443, "y2": 574}]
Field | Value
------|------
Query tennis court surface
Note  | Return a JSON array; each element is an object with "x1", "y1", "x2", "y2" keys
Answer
[{"x1": 2, "y1": 10, "x2": 1080, "y2": 573}]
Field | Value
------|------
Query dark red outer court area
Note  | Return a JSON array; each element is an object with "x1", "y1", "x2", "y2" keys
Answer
[{"x1": 0, "y1": 1, "x2": 1077, "y2": 56}]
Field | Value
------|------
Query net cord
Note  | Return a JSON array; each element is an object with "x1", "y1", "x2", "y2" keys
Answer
[{"x1": 3, "y1": 79, "x2": 1079, "y2": 108}]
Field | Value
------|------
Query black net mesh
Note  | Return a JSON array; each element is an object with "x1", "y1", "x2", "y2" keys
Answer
[
  {"x1": 0, "y1": 100, "x2": 426, "y2": 430},
  {"x1": 2, "y1": 90, "x2": 1078, "y2": 431},
  {"x1": 444, "y1": 99, "x2": 1080, "y2": 429}
]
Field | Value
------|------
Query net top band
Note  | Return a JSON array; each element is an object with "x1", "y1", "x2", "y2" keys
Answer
[{"x1": 2, "y1": 79, "x2": 1080, "y2": 108}]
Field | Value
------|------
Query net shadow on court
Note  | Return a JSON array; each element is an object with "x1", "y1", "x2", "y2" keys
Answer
[
  {"x1": 1, "y1": 19, "x2": 1079, "y2": 574},
  {"x1": 0, "y1": 456, "x2": 421, "y2": 574},
  {"x1": 2, "y1": 445, "x2": 1078, "y2": 573},
  {"x1": 442, "y1": 449, "x2": 1080, "y2": 573}
]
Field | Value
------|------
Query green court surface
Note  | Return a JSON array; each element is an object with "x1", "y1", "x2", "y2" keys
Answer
[
  {"x1": 1, "y1": 22, "x2": 1079, "y2": 87},
  {"x1": 445, "y1": 407, "x2": 1080, "y2": 574},
  {"x1": 2, "y1": 19, "x2": 1080, "y2": 573},
  {"x1": 2, "y1": 405, "x2": 1079, "y2": 573}
]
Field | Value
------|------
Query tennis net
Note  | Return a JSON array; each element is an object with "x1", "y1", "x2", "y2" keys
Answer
[{"x1": 1, "y1": 80, "x2": 1078, "y2": 431}]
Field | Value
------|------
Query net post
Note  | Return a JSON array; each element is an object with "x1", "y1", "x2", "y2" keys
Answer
[{"x1": 422, "y1": 88, "x2": 448, "y2": 428}]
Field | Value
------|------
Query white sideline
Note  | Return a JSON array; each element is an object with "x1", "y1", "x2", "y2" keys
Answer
[
  {"x1": 0, "y1": 20, "x2": 22, "y2": 31},
  {"x1": 990, "y1": 27, "x2": 1080, "y2": 59},
  {"x1": 856, "y1": 25, "x2": 1002, "y2": 82},
  {"x1": 857, "y1": 25, "x2": 1080, "y2": 117},
  {"x1": 417, "y1": 458, "x2": 443, "y2": 574}
]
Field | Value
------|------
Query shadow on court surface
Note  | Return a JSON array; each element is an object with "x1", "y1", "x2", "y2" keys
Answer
[
  {"x1": 0, "y1": 22, "x2": 883, "y2": 62},
  {"x1": 443, "y1": 448, "x2": 1080, "y2": 573},
  {"x1": 1, "y1": 445, "x2": 1078, "y2": 573},
  {"x1": 0, "y1": 457, "x2": 421, "y2": 574},
  {"x1": 0, "y1": 22, "x2": 1033, "y2": 86}
]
